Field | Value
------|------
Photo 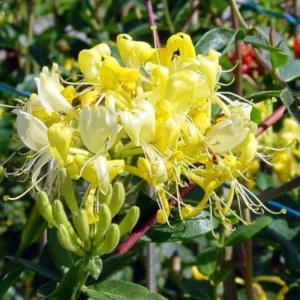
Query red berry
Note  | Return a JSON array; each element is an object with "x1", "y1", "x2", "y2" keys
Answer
[{"x1": 294, "y1": 40, "x2": 300, "y2": 57}]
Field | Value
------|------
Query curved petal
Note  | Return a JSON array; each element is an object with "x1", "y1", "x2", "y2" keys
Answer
[
  {"x1": 80, "y1": 105, "x2": 118, "y2": 153},
  {"x1": 119, "y1": 100, "x2": 155, "y2": 146},
  {"x1": 35, "y1": 63, "x2": 78, "y2": 118},
  {"x1": 13, "y1": 110, "x2": 48, "y2": 152},
  {"x1": 94, "y1": 155, "x2": 110, "y2": 195}
]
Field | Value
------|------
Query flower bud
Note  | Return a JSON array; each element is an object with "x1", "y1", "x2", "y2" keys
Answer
[
  {"x1": 57, "y1": 224, "x2": 85, "y2": 256},
  {"x1": 73, "y1": 209, "x2": 91, "y2": 250},
  {"x1": 85, "y1": 187, "x2": 99, "y2": 224},
  {"x1": 98, "y1": 184, "x2": 112, "y2": 205},
  {"x1": 0, "y1": 165, "x2": 5, "y2": 183},
  {"x1": 36, "y1": 191, "x2": 57, "y2": 226},
  {"x1": 61, "y1": 174, "x2": 79, "y2": 213},
  {"x1": 47, "y1": 123, "x2": 72, "y2": 167},
  {"x1": 52, "y1": 200, "x2": 77, "y2": 239},
  {"x1": 119, "y1": 206, "x2": 140, "y2": 236},
  {"x1": 108, "y1": 182, "x2": 125, "y2": 217},
  {"x1": 93, "y1": 224, "x2": 120, "y2": 256},
  {"x1": 93, "y1": 204, "x2": 112, "y2": 246}
]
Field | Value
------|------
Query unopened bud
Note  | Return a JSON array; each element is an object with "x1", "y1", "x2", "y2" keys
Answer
[
  {"x1": 73, "y1": 209, "x2": 91, "y2": 250},
  {"x1": 93, "y1": 204, "x2": 112, "y2": 246},
  {"x1": 57, "y1": 225, "x2": 85, "y2": 256},
  {"x1": 93, "y1": 224, "x2": 120, "y2": 256},
  {"x1": 52, "y1": 200, "x2": 77, "y2": 238},
  {"x1": 85, "y1": 188, "x2": 99, "y2": 224},
  {"x1": 98, "y1": 184, "x2": 112, "y2": 205},
  {"x1": 156, "y1": 209, "x2": 168, "y2": 224},
  {"x1": 0, "y1": 166, "x2": 5, "y2": 183},
  {"x1": 108, "y1": 182, "x2": 125, "y2": 217},
  {"x1": 119, "y1": 206, "x2": 140, "y2": 236},
  {"x1": 36, "y1": 192, "x2": 57, "y2": 226}
]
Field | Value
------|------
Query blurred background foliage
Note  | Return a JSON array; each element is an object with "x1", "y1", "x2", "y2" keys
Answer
[{"x1": 1, "y1": 0, "x2": 300, "y2": 299}]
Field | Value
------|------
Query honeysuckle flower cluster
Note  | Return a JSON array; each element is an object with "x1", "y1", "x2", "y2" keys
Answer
[
  {"x1": 2, "y1": 31, "x2": 285, "y2": 255},
  {"x1": 246, "y1": 101, "x2": 300, "y2": 188}
]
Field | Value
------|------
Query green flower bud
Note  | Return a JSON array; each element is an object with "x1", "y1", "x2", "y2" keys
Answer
[
  {"x1": 61, "y1": 174, "x2": 79, "y2": 213},
  {"x1": 93, "y1": 224, "x2": 120, "y2": 256},
  {"x1": 57, "y1": 224, "x2": 85, "y2": 256},
  {"x1": 52, "y1": 200, "x2": 77, "y2": 239},
  {"x1": 93, "y1": 204, "x2": 112, "y2": 246},
  {"x1": 0, "y1": 166, "x2": 5, "y2": 183},
  {"x1": 119, "y1": 206, "x2": 140, "y2": 236},
  {"x1": 36, "y1": 192, "x2": 57, "y2": 226},
  {"x1": 73, "y1": 209, "x2": 91, "y2": 250},
  {"x1": 98, "y1": 184, "x2": 112, "y2": 205},
  {"x1": 108, "y1": 182, "x2": 125, "y2": 217}
]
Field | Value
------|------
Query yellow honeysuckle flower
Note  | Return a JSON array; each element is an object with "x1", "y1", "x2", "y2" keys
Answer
[
  {"x1": 78, "y1": 43, "x2": 111, "y2": 83},
  {"x1": 197, "y1": 49, "x2": 221, "y2": 91},
  {"x1": 191, "y1": 266, "x2": 209, "y2": 281},
  {"x1": 166, "y1": 32, "x2": 196, "y2": 60},
  {"x1": 117, "y1": 34, "x2": 155, "y2": 68},
  {"x1": 5, "y1": 30, "x2": 277, "y2": 231}
]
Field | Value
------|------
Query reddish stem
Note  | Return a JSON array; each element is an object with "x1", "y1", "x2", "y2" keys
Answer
[
  {"x1": 145, "y1": 0, "x2": 161, "y2": 47},
  {"x1": 113, "y1": 183, "x2": 197, "y2": 255},
  {"x1": 255, "y1": 105, "x2": 286, "y2": 137}
]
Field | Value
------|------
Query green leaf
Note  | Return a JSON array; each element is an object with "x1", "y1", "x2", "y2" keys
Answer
[
  {"x1": 84, "y1": 280, "x2": 167, "y2": 299},
  {"x1": 270, "y1": 51, "x2": 289, "y2": 70},
  {"x1": 195, "y1": 28, "x2": 246, "y2": 55},
  {"x1": 37, "y1": 257, "x2": 89, "y2": 299},
  {"x1": 244, "y1": 35, "x2": 289, "y2": 70},
  {"x1": 47, "y1": 227, "x2": 75, "y2": 274},
  {"x1": 224, "y1": 216, "x2": 273, "y2": 247},
  {"x1": 0, "y1": 266, "x2": 24, "y2": 298},
  {"x1": 255, "y1": 26, "x2": 300, "y2": 81},
  {"x1": 250, "y1": 106, "x2": 262, "y2": 124},
  {"x1": 244, "y1": 36, "x2": 282, "y2": 53},
  {"x1": 279, "y1": 59, "x2": 300, "y2": 82},
  {"x1": 17, "y1": 204, "x2": 46, "y2": 255},
  {"x1": 87, "y1": 257, "x2": 103, "y2": 280},
  {"x1": 268, "y1": 219, "x2": 300, "y2": 241},
  {"x1": 245, "y1": 90, "x2": 281, "y2": 103},
  {"x1": 257, "y1": 228, "x2": 300, "y2": 274},
  {"x1": 6, "y1": 256, "x2": 61, "y2": 281},
  {"x1": 196, "y1": 247, "x2": 218, "y2": 276},
  {"x1": 182, "y1": 279, "x2": 214, "y2": 300},
  {"x1": 280, "y1": 88, "x2": 300, "y2": 124},
  {"x1": 146, "y1": 210, "x2": 219, "y2": 242},
  {"x1": 98, "y1": 251, "x2": 136, "y2": 281}
]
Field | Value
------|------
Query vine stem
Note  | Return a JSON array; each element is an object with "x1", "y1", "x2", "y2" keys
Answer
[
  {"x1": 113, "y1": 184, "x2": 196, "y2": 255},
  {"x1": 162, "y1": 0, "x2": 175, "y2": 33}
]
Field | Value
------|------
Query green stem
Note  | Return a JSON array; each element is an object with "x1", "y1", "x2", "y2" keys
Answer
[
  {"x1": 243, "y1": 209, "x2": 254, "y2": 300},
  {"x1": 213, "y1": 225, "x2": 227, "y2": 300},
  {"x1": 25, "y1": 0, "x2": 34, "y2": 75},
  {"x1": 162, "y1": 0, "x2": 175, "y2": 33},
  {"x1": 229, "y1": 0, "x2": 248, "y2": 29}
]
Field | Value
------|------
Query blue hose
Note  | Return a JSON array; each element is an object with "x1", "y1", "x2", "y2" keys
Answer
[{"x1": 0, "y1": 82, "x2": 31, "y2": 98}]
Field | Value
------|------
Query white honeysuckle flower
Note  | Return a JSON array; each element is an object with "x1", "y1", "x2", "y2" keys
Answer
[
  {"x1": 79, "y1": 105, "x2": 118, "y2": 154},
  {"x1": 13, "y1": 110, "x2": 48, "y2": 152},
  {"x1": 229, "y1": 101, "x2": 252, "y2": 120},
  {"x1": 35, "y1": 63, "x2": 78, "y2": 118},
  {"x1": 207, "y1": 114, "x2": 249, "y2": 154},
  {"x1": 94, "y1": 155, "x2": 110, "y2": 195},
  {"x1": 119, "y1": 100, "x2": 155, "y2": 146}
]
